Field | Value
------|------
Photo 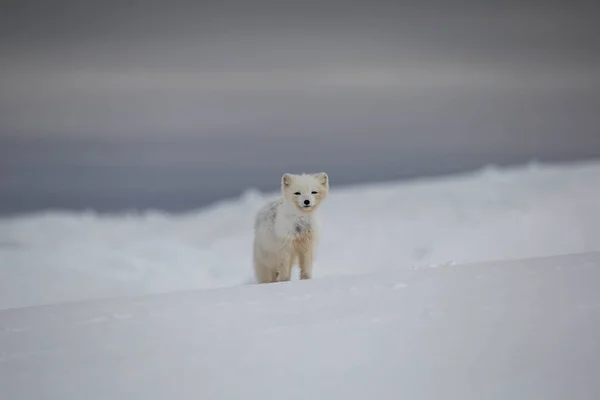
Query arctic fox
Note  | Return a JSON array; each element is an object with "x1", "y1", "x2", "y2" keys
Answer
[{"x1": 252, "y1": 172, "x2": 329, "y2": 283}]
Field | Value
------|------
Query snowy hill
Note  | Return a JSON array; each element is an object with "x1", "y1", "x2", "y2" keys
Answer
[
  {"x1": 2, "y1": 251, "x2": 600, "y2": 400},
  {"x1": 1, "y1": 160, "x2": 600, "y2": 309},
  {"x1": 1, "y1": 160, "x2": 600, "y2": 399}
]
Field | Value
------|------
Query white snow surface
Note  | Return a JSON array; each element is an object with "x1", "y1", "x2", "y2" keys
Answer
[
  {"x1": 2, "y1": 160, "x2": 600, "y2": 399},
  {"x1": 1, "y1": 251, "x2": 600, "y2": 399},
  {"x1": 1, "y1": 160, "x2": 600, "y2": 309}
]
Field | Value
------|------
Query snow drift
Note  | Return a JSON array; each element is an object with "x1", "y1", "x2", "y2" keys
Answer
[
  {"x1": 1, "y1": 251, "x2": 600, "y2": 400},
  {"x1": 1, "y1": 160, "x2": 600, "y2": 309},
  {"x1": 1, "y1": 160, "x2": 600, "y2": 399}
]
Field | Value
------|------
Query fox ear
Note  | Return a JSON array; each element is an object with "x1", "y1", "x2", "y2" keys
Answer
[
  {"x1": 282, "y1": 173, "x2": 293, "y2": 188},
  {"x1": 314, "y1": 172, "x2": 328, "y2": 188}
]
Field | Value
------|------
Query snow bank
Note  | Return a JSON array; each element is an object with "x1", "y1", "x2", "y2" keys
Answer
[
  {"x1": 1, "y1": 160, "x2": 600, "y2": 309},
  {"x1": 2, "y1": 251, "x2": 600, "y2": 400}
]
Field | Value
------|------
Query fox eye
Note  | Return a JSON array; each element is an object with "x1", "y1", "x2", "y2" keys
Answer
[
  {"x1": 311, "y1": 191, "x2": 318, "y2": 194},
  {"x1": 294, "y1": 192, "x2": 301, "y2": 195}
]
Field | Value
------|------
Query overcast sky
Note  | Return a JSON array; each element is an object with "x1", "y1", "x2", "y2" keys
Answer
[{"x1": 1, "y1": 1, "x2": 600, "y2": 213}]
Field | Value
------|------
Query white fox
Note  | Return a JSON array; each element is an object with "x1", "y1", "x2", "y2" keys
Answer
[{"x1": 252, "y1": 172, "x2": 329, "y2": 283}]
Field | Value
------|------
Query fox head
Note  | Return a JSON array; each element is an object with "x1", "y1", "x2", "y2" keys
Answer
[{"x1": 281, "y1": 172, "x2": 329, "y2": 213}]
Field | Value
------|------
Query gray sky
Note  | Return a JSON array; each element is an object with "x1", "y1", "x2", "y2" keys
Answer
[{"x1": 1, "y1": 1, "x2": 600, "y2": 213}]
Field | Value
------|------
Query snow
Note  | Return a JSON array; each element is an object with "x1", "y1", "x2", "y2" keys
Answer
[
  {"x1": 2, "y1": 251, "x2": 600, "y2": 399},
  {"x1": 1, "y1": 160, "x2": 600, "y2": 310},
  {"x1": 1, "y1": 160, "x2": 600, "y2": 399}
]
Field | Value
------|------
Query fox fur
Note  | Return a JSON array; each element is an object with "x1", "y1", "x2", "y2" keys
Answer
[{"x1": 252, "y1": 172, "x2": 329, "y2": 283}]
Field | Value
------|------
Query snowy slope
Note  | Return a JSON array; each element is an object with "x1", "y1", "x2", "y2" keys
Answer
[
  {"x1": 1, "y1": 160, "x2": 600, "y2": 309},
  {"x1": 2, "y1": 251, "x2": 600, "y2": 400}
]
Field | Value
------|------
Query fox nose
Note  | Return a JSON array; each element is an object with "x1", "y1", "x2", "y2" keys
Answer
[{"x1": 304, "y1": 199, "x2": 311, "y2": 205}]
